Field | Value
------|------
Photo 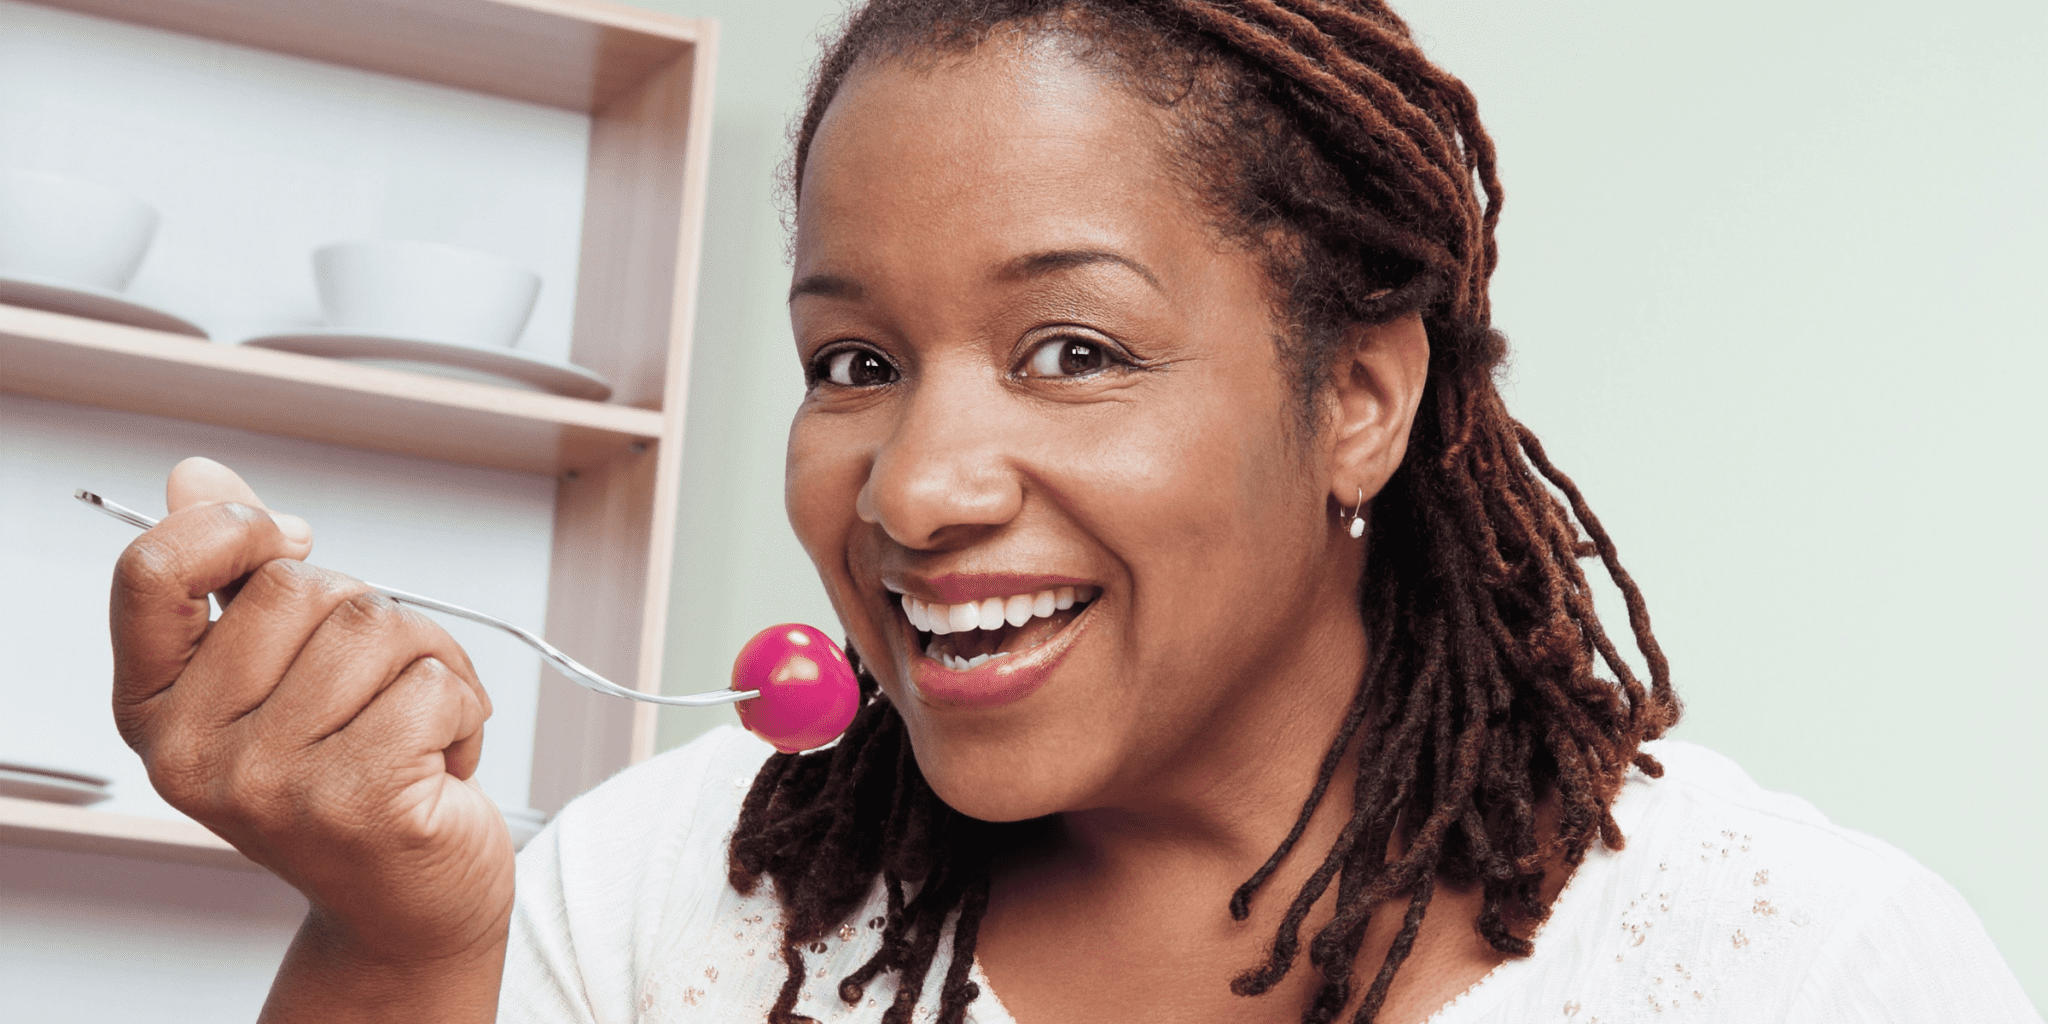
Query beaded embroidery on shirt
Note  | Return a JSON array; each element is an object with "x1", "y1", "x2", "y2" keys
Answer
[{"x1": 1560, "y1": 820, "x2": 1813, "y2": 1022}]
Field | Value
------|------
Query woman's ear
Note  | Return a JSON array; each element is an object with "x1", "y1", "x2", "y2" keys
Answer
[{"x1": 1325, "y1": 313, "x2": 1430, "y2": 507}]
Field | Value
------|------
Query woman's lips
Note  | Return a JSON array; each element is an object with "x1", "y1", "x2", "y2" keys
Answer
[{"x1": 905, "y1": 596, "x2": 1093, "y2": 709}]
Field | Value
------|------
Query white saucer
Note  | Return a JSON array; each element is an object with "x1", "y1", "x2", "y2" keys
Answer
[
  {"x1": 0, "y1": 271, "x2": 208, "y2": 338},
  {"x1": 0, "y1": 765, "x2": 112, "y2": 806},
  {"x1": 241, "y1": 331, "x2": 613, "y2": 402}
]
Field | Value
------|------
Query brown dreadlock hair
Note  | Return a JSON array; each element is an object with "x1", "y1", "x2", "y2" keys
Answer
[{"x1": 728, "y1": 2, "x2": 1681, "y2": 1022}]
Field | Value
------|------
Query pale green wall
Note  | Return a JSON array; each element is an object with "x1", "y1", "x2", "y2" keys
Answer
[
  {"x1": 626, "y1": 0, "x2": 2044, "y2": 1005},
  {"x1": 629, "y1": 0, "x2": 849, "y2": 748}
]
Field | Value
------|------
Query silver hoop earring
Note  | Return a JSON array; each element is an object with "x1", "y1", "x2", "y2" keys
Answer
[{"x1": 1345, "y1": 487, "x2": 1366, "y2": 539}]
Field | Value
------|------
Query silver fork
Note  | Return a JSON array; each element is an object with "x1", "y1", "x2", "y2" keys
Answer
[{"x1": 76, "y1": 490, "x2": 756, "y2": 708}]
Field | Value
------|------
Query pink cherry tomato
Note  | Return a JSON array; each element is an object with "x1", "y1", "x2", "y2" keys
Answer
[{"x1": 731, "y1": 624, "x2": 860, "y2": 753}]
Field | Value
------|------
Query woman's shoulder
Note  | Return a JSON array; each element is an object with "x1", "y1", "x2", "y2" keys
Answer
[
  {"x1": 1608, "y1": 736, "x2": 1987, "y2": 954},
  {"x1": 501, "y1": 725, "x2": 782, "y2": 1022},
  {"x1": 520, "y1": 722, "x2": 776, "y2": 901},
  {"x1": 524, "y1": 723, "x2": 778, "y2": 896},
  {"x1": 503, "y1": 727, "x2": 990, "y2": 1023},
  {"x1": 1465, "y1": 738, "x2": 2039, "y2": 1022},
  {"x1": 1623, "y1": 737, "x2": 1919, "y2": 882}
]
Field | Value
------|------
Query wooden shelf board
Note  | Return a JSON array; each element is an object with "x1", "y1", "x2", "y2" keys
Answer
[
  {"x1": 0, "y1": 304, "x2": 667, "y2": 475},
  {"x1": 25, "y1": 0, "x2": 705, "y2": 113},
  {"x1": 0, "y1": 796, "x2": 259, "y2": 871}
]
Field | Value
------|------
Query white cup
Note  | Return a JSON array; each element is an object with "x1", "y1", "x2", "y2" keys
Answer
[
  {"x1": 0, "y1": 170, "x2": 161, "y2": 292},
  {"x1": 314, "y1": 240, "x2": 541, "y2": 349}
]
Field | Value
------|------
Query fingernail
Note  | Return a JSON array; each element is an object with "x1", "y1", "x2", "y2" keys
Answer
[{"x1": 270, "y1": 512, "x2": 313, "y2": 544}]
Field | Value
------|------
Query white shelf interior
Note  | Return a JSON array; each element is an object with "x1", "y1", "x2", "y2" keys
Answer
[
  {"x1": 0, "y1": 0, "x2": 640, "y2": 828},
  {"x1": 1, "y1": 840, "x2": 304, "y2": 1020},
  {"x1": 2, "y1": 393, "x2": 555, "y2": 819},
  {"x1": 0, "y1": 0, "x2": 590, "y2": 357}
]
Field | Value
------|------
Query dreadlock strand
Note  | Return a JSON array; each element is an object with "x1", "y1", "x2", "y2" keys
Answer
[
  {"x1": 1237, "y1": 0, "x2": 1473, "y2": 191},
  {"x1": 934, "y1": 875, "x2": 992, "y2": 1024},
  {"x1": 1229, "y1": 609, "x2": 1390, "y2": 920},
  {"x1": 768, "y1": 939, "x2": 813, "y2": 1024},
  {"x1": 1514, "y1": 422, "x2": 1674, "y2": 719},
  {"x1": 1350, "y1": 874, "x2": 1437, "y2": 1024},
  {"x1": 1230, "y1": 603, "x2": 1450, "y2": 995},
  {"x1": 1170, "y1": 1, "x2": 1470, "y2": 223},
  {"x1": 839, "y1": 873, "x2": 910, "y2": 1003}
]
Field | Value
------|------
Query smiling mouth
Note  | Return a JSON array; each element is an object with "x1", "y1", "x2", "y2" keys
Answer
[{"x1": 900, "y1": 586, "x2": 1099, "y2": 671}]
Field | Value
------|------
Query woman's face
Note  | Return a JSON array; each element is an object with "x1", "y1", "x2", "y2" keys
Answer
[{"x1": 786, "y1": 34, "x2": 1374, "y2": 822}]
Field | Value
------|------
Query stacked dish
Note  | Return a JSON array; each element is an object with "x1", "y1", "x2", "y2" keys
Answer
[
  {"x1": 0, "y1": 760, "x2": 112, "y2": 806},
  {"x1": 244, "y1": 239, "x2": 611, "y2": 401},
  {"x1": 0, "y1": 169, "x2": 614, "y2": 400},
  {"x1": 241, "y1": 239, "x2": 606, "y2": 399},
  {"x1": 0, "y1": 170, "x2": 207, "y2": 337}
]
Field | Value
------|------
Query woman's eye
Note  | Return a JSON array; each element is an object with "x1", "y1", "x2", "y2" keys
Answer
[
  {"x1": 817, "y1": 348, "x2": 898, "y2": 387},
  {"x1": 1022, "y1": 337, "x2": 1113, "y2": 378}
]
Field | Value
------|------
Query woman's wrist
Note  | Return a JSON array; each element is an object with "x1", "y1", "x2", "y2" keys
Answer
[{"x1": 258, "y1": 907, "x2": 508, "y2": 1024}]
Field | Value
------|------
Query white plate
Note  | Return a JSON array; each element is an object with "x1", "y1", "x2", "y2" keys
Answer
[
  {"x1": 0, "y1": 271, "x2": 208, "y2": 338},
  {"x1": 0, "y1": 767, "x2": 111, "y2": 806},
  {"x1": 241, "y1": 331, "x2": 612, "y2": 402}
]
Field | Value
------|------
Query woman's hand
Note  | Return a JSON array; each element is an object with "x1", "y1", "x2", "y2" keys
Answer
[{"x1": 111, "y1": 457, "x2": 510, "y2": 1021}]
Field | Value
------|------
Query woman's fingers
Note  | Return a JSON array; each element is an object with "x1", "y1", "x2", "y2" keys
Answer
[
  {"x1": 322, "y1": 655, "x2": 491, "y2": 799},
  {"x1": 111, "y1": 500, "x2": 313, "y2": 739},
  {"x1": 167, "y1": 456, "x2": 313, "y2": 552},
  {"x1": 249, "y1": 589, "x2": 490, "y2": 749},
  {"x1": 162, "y1": 559, "x2": 370, "y2": 732},
  {"x1": 243, "y1": 658, "x2": 502, "y2": 951},
  {"x1": 152, "y1": 567, "x2": 495, "y2": 828},
  {"x1": 167, "y1": 455, "x2": 263, "y2": 510}
]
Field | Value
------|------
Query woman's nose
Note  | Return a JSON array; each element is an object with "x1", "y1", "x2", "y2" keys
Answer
[{"x1": 856, "y1": 382, "x2": 1023, "y2": 551}]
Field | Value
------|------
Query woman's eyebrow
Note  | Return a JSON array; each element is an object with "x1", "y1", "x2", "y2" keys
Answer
[
  {"x1": 998, "y1": 248, "x2": 1162, "y2": 291},
  {"x1": 788, "y1": 273, "x2": 864, "y2": 303},
  {"x1": 787, "y1": 249, "x2": 1160, "y2": 303}
]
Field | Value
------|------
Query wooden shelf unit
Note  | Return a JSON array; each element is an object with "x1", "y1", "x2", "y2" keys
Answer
[
  {"x1": 0, "y1": 796, "x2": 256, "y2": 872},
  {"x1": 0, "y1": 304, "x2": 665, "y2": 475},
  {"x1": 2, "y1": 0, "x2": 719, "y2": 819}
]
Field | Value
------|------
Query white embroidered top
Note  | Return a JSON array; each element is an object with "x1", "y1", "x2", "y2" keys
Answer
[{"x1": 502, "y1": 726, "x2": 2040, "y2": 1024}]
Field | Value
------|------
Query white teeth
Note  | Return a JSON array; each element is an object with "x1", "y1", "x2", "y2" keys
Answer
[
  {"x1": 920, "y1": 641, "x2": 1018, "y2": 672},
  {"x1": 921, "y1": 596, "x2": 953, "y2": 635},
  {"x1": 903, "y1": 585, "x2": 1101, "y2": 659},
  {"x1": 948, "y1": 602, "x2": 978, "y2": 633}
]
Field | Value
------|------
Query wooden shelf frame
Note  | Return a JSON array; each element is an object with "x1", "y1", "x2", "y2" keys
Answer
[
  {"x1": 28, "y1": 0, "x2": 703, "y2": 113},
  {"x1": 5, "y1": 0, "x2": 720, "y2": 824},
  {"x1": 0, "y1": 304, "x2": 665, "y2": 475},
  {"x1": 0, "y1": 796, "x2": 258, "y2": 872}
]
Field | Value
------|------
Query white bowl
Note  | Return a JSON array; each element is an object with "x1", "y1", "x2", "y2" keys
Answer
[
  {"x1": 0, "y1": 170, "x2": 160, "y2": 291},
  {"x1": 314, "y1": 240, "x2": 540, "y2": 350}
]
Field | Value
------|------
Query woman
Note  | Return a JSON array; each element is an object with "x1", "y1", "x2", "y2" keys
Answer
[{"x1": 109, "y1": 1, "x2": 2035, "y2": 1022}]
